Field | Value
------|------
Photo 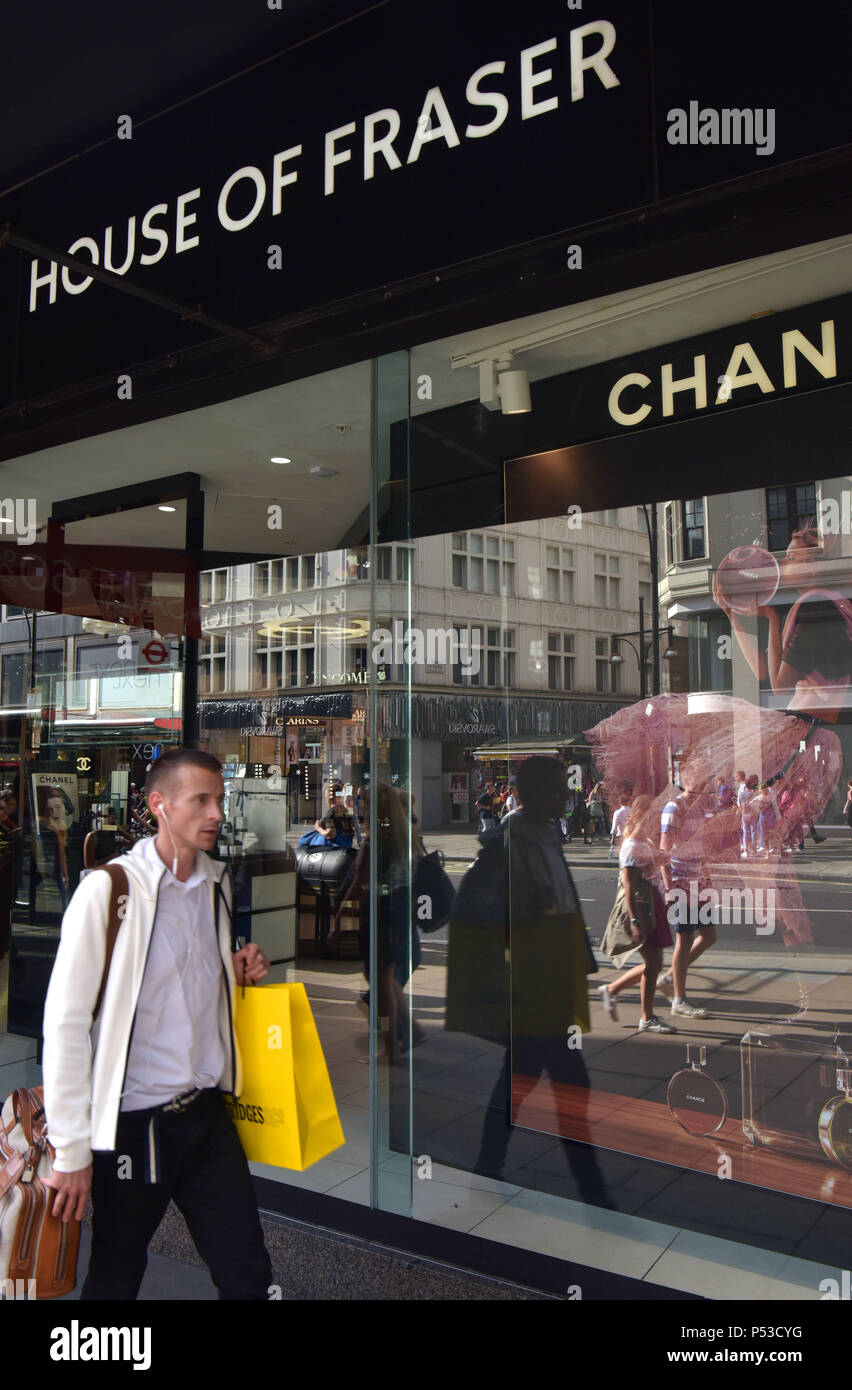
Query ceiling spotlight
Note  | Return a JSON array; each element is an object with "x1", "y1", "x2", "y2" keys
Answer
[
  {"x1": 309, "y1": 466, "x2": 338, "y2": 477},
  {"x1": 158, "y1": 505, "x2": 176, "y2": 512},
  {"x1": 479, "y1": 358, "x2": 531, "y2": 414},
  {"x1": 270, "y1": 456, "x2": 292, "y2": 465}
]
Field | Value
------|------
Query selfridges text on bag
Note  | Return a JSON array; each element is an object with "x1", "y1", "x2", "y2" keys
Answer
[
  {"x1": 0, "y1": 1086, "x2": 80, "y2": 1298},
  {"x1": 229, "y1": 982, "x2": 345, "y2": 1170}
]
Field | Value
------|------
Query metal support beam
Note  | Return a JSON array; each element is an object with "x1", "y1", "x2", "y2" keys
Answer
[{"x1": 1, "y1": 225, "x2": 278, "y2": 354}]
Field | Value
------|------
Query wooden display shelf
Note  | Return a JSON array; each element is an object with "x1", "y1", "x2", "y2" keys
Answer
[{"x1": 512, "y1": 1076, "x2": 852, "y2": 1208}]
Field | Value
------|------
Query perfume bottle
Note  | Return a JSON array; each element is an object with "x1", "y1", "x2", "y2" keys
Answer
[
  {"x1": 741, "y1": 1028, "x2": 852, "y2": 1161},
  {"x1": 818, "y1": 1068, "x2": 852, "y2": 1170},
  {"x1": 667, "y1": 1045, "x2": 728, "y2": 1137}
]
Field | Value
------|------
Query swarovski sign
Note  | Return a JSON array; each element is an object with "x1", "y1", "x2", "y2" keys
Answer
[{"x1": 27, "y1": 19, "x2": 620, "y2": 315}]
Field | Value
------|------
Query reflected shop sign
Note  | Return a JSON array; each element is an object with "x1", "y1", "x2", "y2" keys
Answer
[
  {"x1": 200, "y1": 692, "x2": 353, "y2": 732},
  {"x1": 378, "y1": 693, "x2": 620, "y2": 740}
]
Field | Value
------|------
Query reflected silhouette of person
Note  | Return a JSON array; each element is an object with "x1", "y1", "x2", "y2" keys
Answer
[
  {"x1": 447, "y1": 756, "x2": 608, "y2": 1205},
  {"x1": 332, "y1": 782, "x2": 424, "y2": 1063}
]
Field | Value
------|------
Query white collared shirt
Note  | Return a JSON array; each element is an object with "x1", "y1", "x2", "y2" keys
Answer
[{"x1": 120, "y1": 837, "x2": 227, "y2": 1111}]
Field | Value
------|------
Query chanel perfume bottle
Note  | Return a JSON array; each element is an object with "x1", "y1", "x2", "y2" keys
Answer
[
  {"x1": 741, "y1": 1028, "x2": 852, "y2": 1162},
  {"x1": 818, "y1": 1068, "x2": 852, "y2": 1170},
  {"x1": 667, "y1": 1045, "x2": 728, "y2": 1137}
]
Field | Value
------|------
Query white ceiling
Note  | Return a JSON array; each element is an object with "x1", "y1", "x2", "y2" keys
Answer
[
  {"x1": 2, "y1": 361, "x2": 373, "y2": 557},
  {"x1": 4, "y1": 232, "x2": 851, "y2": 559}
]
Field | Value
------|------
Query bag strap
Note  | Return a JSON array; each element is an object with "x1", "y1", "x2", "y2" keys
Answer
[
  {"x1": 92, "y1": 864, "x2": 129, "y2": 1022},
  {"x1": 11, "y1": 1087, "x2": 37, "y2": 1145}
]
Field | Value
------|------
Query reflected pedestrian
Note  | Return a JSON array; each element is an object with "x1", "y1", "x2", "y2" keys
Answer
[
  {"x1": 599, "y1": 795, "x2": 675, "y2": 1032},
  {"x1": 447, "y1": 756, "x2": 607, "y2": 1204}
]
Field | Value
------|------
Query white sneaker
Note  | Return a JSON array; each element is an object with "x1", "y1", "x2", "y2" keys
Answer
[
  {"x1": 671, "y1": 997, "x2": 709, "y2": 1018},
  {"x1": 598, "y1": 984, "x2": 618, "y2": 1021},
  {"x1": 657, "y1": 972, "x2": 674, "y2": 997},
  {"x1": 638, "y1": 1014, "x2": 677, "y2": 1033},
  {"x1": 740, "y1": 850, "x2": 749, "y2": 859}
]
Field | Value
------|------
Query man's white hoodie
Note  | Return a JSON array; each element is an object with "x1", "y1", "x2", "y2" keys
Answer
[{"x1": 42, "y1": 839, "x2": 243, "y2": 1173}]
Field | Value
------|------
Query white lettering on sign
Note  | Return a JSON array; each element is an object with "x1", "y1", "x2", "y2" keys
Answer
[
  {"x1": 607, "y1": 321, "x2": 836, "y2": 427},
  {"x1": 28, "y1": 19, "x2": 622, "y2": 311}
]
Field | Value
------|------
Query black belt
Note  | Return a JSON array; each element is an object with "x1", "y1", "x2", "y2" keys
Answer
[{"x1": 160, "y1": 1087, "x2": 204, "y2": 1114}]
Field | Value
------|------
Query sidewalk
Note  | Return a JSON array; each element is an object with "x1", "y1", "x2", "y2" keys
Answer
[
  {"x1": 285, "y1": 821, "x2": 852, "y2": 883},
  {"x1": 58, "y1": 1204, "x2": 547, "y2": 1301},
  {"x1": 416, "y1": 825, "x2": 852, "y2": 884}
]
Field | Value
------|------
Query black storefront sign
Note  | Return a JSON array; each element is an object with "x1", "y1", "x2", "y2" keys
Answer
[
  {"x1": 3, "y1": 2, "x2": 850, "y2": 412},
  {"x1": 404, "y1": 293, "x2": 852, "y2": 539},
  {"x1": 1, "y1": 2, "x2": 651, "y2": 406},
  {"x1": 201, "y1": 692, "x2": 353, "y2": 730},
  {"x1": 378, "y1": 692, "x2": 622, "y2": 740}
]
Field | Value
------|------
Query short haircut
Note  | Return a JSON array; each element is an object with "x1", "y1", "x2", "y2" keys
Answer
[
  {"x1": 515, "y1": 755, "x2": 565, "y2": 803},
  {"x1": 145, "y1": 748, "x2": 222, "y2": 800}
]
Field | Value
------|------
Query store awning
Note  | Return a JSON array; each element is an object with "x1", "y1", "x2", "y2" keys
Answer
[{"x1": 471, "y1": 742, "x2": 564, "y2": 761}]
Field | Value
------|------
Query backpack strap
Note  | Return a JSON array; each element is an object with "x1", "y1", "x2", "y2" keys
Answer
[{"x1": 92, "y1": 863, "x2": 129, "y2": 1022}]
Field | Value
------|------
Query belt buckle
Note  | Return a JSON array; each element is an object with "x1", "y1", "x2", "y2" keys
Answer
[{"x1": 164, "y1": 1088, "x2": 198, "y2": 1114}]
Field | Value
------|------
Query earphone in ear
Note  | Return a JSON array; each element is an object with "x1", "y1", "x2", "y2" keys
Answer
[{"x1": 158, "y1": 805, "x2": 178, "y2": 876}]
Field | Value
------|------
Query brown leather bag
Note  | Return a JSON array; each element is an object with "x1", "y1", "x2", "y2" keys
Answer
[{"x1": 0, "y1": 863, "x2": 128, "y2": 1298}]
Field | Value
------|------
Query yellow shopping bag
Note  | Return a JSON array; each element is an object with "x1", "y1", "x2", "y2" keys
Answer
[{"x1": 227, "y1": 983, "x2": 345, "y2": 1170}]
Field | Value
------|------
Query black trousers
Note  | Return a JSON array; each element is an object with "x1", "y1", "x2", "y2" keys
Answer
[
  {"x1": 81, "y1": 1089, "x2": 272, "y2": 1301},
  {"x1": 476, "y1": 1035, "x2": 610, "y2": 1207}
]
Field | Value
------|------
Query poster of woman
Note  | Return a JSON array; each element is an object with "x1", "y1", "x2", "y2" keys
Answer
[{"x1": 29, "y1": 769, "x2": 79, "y2": 911}]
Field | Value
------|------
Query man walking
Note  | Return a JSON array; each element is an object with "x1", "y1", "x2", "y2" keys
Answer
[
  {"x1": 42, "y1": 747, "x2": 273, "y2": 1301},
  {"x1": 474, "y1": 782, "x2": 497, "y2": 834}
]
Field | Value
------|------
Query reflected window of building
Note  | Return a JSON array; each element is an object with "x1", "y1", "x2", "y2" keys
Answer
[
  {"x1": 346, "y1": 549, "x2": 370, "y2": 581},
  {"x1": 547, "y1": 632, "x2": 575, "y2": 691},
  {"x1": 681, "y1": 498, "x2": 707, "y2": 559},
  {"x1": 200, "y1": 634, "x2": 227, "y2": 693},
  {"x1": 595, "y1": 636, "x2": 619, "y2": 693},
  {"x1": 275, "y1": 622, "x2": 316, "y2": 688},
  {"x1": 254, "y1": 559, "x2": 284, "y2": 595},
  {"x1": 594, "y1": 553, "x2": 620, "y2": 606},
  {"x1": 453, "y1": 532, "x2": 513, "y2": 594},
  {"x1": 664, "y1": 502, "x2": 675, "y2": 568},
  {"x1": 2, "y1": 651, "x2": 26, "y2": 706},
  {"x1": 255, "y1": 626, "x2": 283, "y2": 688},
  {"x1": 766, "y1": 482, "x2": 817, "y2": 551},
  {"x1": 396, "y1": 546, "x2": 413, "y2": 582},
  {"x1": 485, "y1": 628, "x2": 515, "y2": 688},
  {"x1": 545, "y1": 545, "x2": 575, "y2": 602},
  {"x1": 36, "y1": 648, "x2": 64, "y2": 702},
  {"x1": 452, "y1": 624, "x2": 482, "y2": 686},
  {"x1": 201, "y1": 569, "x2": 229, "y2": 604}
]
